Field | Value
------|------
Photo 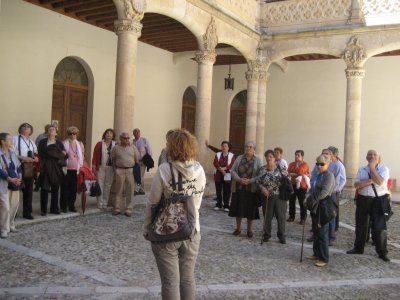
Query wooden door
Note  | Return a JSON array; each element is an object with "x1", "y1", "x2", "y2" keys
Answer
[
  {"x1": 229, "y1": 91, "x2": 247, "y2": 156},
  {"x1": 181, "y1": 87, "x2": 196, "y2": 135},
  {"x1": 52, "y1": 83, "x2": 88, "y2": 144}
]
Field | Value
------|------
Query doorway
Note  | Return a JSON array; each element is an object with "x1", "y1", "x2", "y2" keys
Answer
[
  {"x1": 181, "y1": 87, "x2": 196, "y2": 135},
  {"x1": 229, "y1": 90, "x2": 247, "y2": 156}
]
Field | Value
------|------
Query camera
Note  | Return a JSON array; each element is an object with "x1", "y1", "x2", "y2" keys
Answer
[{"x1": 27, "y1": 151, "x2": 34, "y2": 158}]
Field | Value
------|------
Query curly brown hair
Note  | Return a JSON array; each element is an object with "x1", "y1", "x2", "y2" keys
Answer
[{"x1": 167, "y1": 129, "x2": 198, "y2": 162}]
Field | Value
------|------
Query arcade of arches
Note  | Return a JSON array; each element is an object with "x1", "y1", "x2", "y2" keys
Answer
[{"x1": 3, "y1": 0, "x2": 400, "y2": 194}]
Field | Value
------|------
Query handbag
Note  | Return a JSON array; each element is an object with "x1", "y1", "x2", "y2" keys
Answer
[
  {"x1": 317, "y1": 195, "x2": 336, "y2": 226},
  {"x1": 22, "y1": 162, "x2": 34, "y2": 178},
  {"x1": 147, "y1": 163, "x2": 196, "y2": 243},
  {"x1": 277, "y1": 165, "x2": 293, "y2": 201},
  {"x1": 306, "y1": 193, "x2": 318, "y2": 214},
  {"x1": 90, "y1": 182, "x2": 102, "y2": 197}
]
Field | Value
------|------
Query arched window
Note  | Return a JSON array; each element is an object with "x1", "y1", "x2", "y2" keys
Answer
[
  {"x1": 229, "y1": 90, "x2": 247, "y2": 155},
  {"x1": 181, "y1": 87, "x2": 196, "y2": 134},
  {"x1": 52, "y1": 57, "x2": 89, "y2": 144}
]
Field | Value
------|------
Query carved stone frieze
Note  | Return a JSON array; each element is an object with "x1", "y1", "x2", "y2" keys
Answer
[
  {"x1": 202, "y1": 17, "x2": 218, "y2": 52},
  {"x1": 195, "y1": 50, "x2": 217, "y2": 64},
  {"x1": 114, "y1": 19, "x2": 143, "y2": 35},
  {"x1": 263, "y1": 0, "x2": 351, "y2": 26},
  {"x1": 345, "y1": 68, "x2": 365, "y2": 78},
  {"x1": 118, "y1": 0, "x2": 146, "y2": 21},
  {"x1": 342, "y1": 36, "x2": 366, "y2": 68},
  {"x1": 361, "y1": 0, "x2": 400, "y2": 16}
]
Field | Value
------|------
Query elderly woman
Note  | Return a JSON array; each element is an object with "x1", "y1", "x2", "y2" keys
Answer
[
  {"x1": 287, "y1": 150, "x2": 310, "y2": 224},
  {"x1": 143, "y1": 129, "x2": 206, "y2": 300},
  {"x1": 229, "y1": 141, "x2": 263, "y2": 238},
  {"x1": 92, "y1": 128, "x2": 116, "y2": 209},
  {"x1": 13, "y1": 122, "x2": 38, "y2": 220},
  {"x1": 0, "y1": 133, "x2": 22, "y2": 238},
  {"x1": 38, "y1": 126, "x2": 66, "y2": 216},
  {"x1": 61, "y1": 126, "x2": 85, "y2": 213},
  {"x1": 307, "y1": 154, "x2": 335, "y2": 267},
  {"x1": 258, "y1": 149, "x2": 291, "y2": 244},
  {"x1": 213, "y1": 141, "x2": 235, "y2": 212}
]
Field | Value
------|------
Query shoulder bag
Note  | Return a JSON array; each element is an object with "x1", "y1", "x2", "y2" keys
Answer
[
  {"x1": 370, "y1": 173, "x2": 393, "y2": 222},
  {"x1": 277, "y1": 165, "x2": 294, "y2": 201},
  {"x1": 147, "y1": 163, "x2": 196, "y2": 243}
]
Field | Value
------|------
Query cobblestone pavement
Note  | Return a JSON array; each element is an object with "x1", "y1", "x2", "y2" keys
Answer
[{"x1": 1, "y1": 191, "x2": 400, "y2": 299}]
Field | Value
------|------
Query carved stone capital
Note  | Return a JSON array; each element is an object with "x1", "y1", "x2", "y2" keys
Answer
[
  {"x1": 195, "y1": 50, "x2": 216, "y2": 64},
  {"x1": 342, "y1": 36, "x2": 366, "y2": 68},
  {"x1": 202, "y1": 17, "x2": 218, "y2": 52},
  {"x1": 345, "y1": 68, "x2": 365, "y2": 79},
  {"x1": 117, "y1": 0, "x2": 146, "y2": 21},
  {"x1": 114, "y1": 19, "x2": 142, "y2": 35},
  {"x1": 246, "y1": 70, "x2": 260, "y2": 81},
  {"x1": 248, "y1": 59, "x2": 268, "y2": 74},
  {"x1": 258, "y1": 71, "x2": 269, "y2": 81}
]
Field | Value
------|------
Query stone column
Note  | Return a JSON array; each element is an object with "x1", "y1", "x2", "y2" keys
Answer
[
  {"x1": 113, "y1": 19, "x2": 142, "y2": 136},
  {"x1": 195, "y1": 51, "x2": 216, "y2": 166},
  {"x1": 256, "y1": 71, "x2": 268, "y2": 157},
  {"x1": 245, "y1": 62, "x2": 260, "y2": 144},
  {"x1": 343, "y1": 67, "x2": 365, "y2": 187},
  {"x1": 342, "y1": 36, "x2": 366, "y2": 189}
]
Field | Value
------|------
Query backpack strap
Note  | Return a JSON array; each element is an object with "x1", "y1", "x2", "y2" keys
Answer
[{"x1": 169, "y1": 163, "x2": 177, "y2": 191}]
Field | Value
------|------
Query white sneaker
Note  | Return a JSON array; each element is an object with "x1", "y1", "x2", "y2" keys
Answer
[
  {"x1": 0, "y1": 231, "x2": 7, "y2": 238},
  {"x1": 213, "y1": 207, "x2": 220, "y2": 211},
  {"x1": 224, "y1": 208, "x2": 229, "y2": 212},
  {"x1": 10, "y1": 227, "x2": 19, "y2": 233}
]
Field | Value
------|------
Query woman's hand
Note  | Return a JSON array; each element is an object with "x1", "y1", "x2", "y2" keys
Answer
[
  {"x1": 261, "y1": 186, "x2": 269, "y2": 198},
  {"x1": 8, "y1": 177, "x2": 21, "y2": 186}
]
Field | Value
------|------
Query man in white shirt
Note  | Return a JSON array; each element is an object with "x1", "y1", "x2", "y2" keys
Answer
[
  {"x1": 347, "y1": 150, "x2": 390, "y2": 262},
  {"x1": 274, "y1": 147, "x2": 288, "y2": 169}
]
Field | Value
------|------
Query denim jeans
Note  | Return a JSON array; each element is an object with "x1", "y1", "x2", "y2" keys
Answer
[
  {"x1": 151, "y1": 234, "x2": 201, "y2": 300},
  {"x1": 312, "y1": 217, "x2": 329, "y2": 262},
  {"x1": 328, "y1": 193, "x2": 337, "y2": 241}
]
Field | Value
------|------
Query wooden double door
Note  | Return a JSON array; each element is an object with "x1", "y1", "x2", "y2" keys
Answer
[{"x1": 51, "y1": 83, "x2": 88, "y2": 144}]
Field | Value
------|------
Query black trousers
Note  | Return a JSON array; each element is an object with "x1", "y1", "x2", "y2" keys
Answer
[
  {"x1": 354, "y1": 195, "x2": 388, "y2": 256},
  {"x1": 263, "y1": 195, "x2": 287, "y2": 239},
  {"x1": 215, "y1": 181, "x2": 231, "y2": 209},
  {"x1": 335, "y1": 191, "x2": 340, "y2": 231},
  {"x1": 21, "y1": 177, "x2": 34, "y2": 216},
  {"x1": 60, "y1": 170, "x2": 78, "y2": 211},
  {"x1": 288, "y1": 186, "x2": 307, "y2": 220},
  {"x1": 40, "y1": 184, "x2": 60, "y2": 213}
]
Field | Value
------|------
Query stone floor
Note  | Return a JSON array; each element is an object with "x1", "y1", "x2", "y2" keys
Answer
[{"x1": 1, "y1": 186, "x2": 400, "y2": 299}]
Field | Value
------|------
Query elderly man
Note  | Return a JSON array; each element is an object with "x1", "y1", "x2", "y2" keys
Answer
[
  {"x1": 347, "y1": 150, "x2": 390, "y2": 262},
  {"x1": 132, "y1": 128, "x2": 153, "y2": 195},
  {"x1": 111, "y1": 132, "x2": 139, "y2": 217},
  {"x1": 328, "y1": 146, "x2": 346, "y2": 232}
]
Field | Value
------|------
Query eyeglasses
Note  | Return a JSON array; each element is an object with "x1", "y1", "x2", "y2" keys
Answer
[
  {"x1": 121, "y1": 137, "x2": 130, "y2": 140},
  {"x1": 68, "y1": 133, "x2": 77, "y2": 135},
  {"x1": 316, "y1": 163, "x2": 325, "y2": 167}
]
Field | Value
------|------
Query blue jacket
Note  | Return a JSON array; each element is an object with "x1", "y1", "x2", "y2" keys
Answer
[{"x1": 0, "y1": 149, "x2": 22, "y2": 193}]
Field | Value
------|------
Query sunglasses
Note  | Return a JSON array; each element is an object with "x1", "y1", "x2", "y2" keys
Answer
[
  {"x1": 316, "y1": 163, "x2": 325, "y2": 167},
  {"x1": 68, "y1": 132, "x2": 77, "y2": 135}
]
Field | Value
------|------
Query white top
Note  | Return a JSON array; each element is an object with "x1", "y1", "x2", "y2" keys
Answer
[
  {"x1": 355, "y1": 164, "x2": 389, "y2": 197},
  {"x1": 12, "y1": 135, "x2": 37, "y2": 157},
  {"x1": 276, "y1": 158, "x2": 288, "y2": 169}
]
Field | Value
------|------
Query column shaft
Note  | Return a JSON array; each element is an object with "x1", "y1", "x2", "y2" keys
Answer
[
  {"x1": 245, "y1": 75, "x2": 259, "y2": 143},
  {"x1": 113, "y1": 20, "x2": 141, "y2": 136},
  {"x1": 195, "y1": 54, "x2": 215, "y2": 166},
  {"x1": 343, "y1": 68, "x2": 365, "y2": 187},
  {"x1": 256, "y1": 74, "x2": 268, "y2": 157}
]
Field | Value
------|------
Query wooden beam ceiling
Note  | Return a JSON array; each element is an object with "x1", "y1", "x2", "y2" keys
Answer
[{"x1": 23, "y1": 0, "x2": 400, "y2": 65}]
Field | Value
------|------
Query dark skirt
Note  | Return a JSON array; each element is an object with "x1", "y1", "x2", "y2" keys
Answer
[{"x1": 229, "y1": 190, "x2": 260, "y2": 220}]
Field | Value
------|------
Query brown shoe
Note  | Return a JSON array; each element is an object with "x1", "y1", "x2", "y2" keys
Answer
[
  {"x1": 247, "y1": 231, "x2": 253, "y2": 238},
  {"x1": 307, "y1": 255, "x2": 318, "y2": 261},
  {"x1": 124, "y1": 212, "x2": 132, "y2": 217},
  {"x1": 112, "y1": 211, "x2": 121, "y2": 216},
  {"x1": 315, "y1": 260, "x2": 328, "y2": 267},
  {"x1": 232, "y1": 229, "x2": 241, "y2": 236}
]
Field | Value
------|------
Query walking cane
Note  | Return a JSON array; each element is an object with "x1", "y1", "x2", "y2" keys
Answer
[
  {"x1": 260, "y1": 194, "x2": 268, "y2": 245},
  {"x1": 300, "y1": 214, "x2": 306, "y2": 262}
]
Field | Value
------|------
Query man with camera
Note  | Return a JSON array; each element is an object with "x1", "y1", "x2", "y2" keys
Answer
[{"x1": 13, "y1": 123, "x2": 38, "y2": 220}]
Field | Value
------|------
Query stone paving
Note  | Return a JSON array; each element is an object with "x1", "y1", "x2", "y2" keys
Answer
[{"x1": 1, "y1": 188, "x2": 400, "y2": 299}]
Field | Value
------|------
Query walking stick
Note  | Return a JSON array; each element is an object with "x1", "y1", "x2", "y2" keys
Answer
[
  {"x1": 300, "y1": 213, "x2": 306, "y2": 262},
  {"x1": 260, "y1": 194, "x2": 268, "y2": 245}
]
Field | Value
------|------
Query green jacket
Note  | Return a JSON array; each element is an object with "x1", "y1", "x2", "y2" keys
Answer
[{"x1": 231, "y1": 154, "x2": 263, "y2": 193}]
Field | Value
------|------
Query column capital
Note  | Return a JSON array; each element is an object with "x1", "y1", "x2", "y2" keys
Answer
[
  {"x1": 114, "y1": 0, "x2": 146, "y2": 21},
  {"x1": 342, "y1": 36, "x2": 366, "y2": 68},
  {"x1": 114, "y1": 19, "x2": 143, "y2": 36},
  {"x1": 345, "y1": 68, "x2": 365, "y2": 78},
  {"x1": 195, "y1": 50, "x2": 216, "y2": 64},
  {"x1": 258, "y1": 71, "x2": 270, "y2": 81}
]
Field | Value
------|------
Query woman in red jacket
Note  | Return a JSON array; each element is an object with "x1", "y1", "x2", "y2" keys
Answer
[
  {"x1": 213, "y1": 141, "x2": 235, "y2": 212},
  {"x1": 92, "y1": 129, "x2": 116, "y2": 209}
]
